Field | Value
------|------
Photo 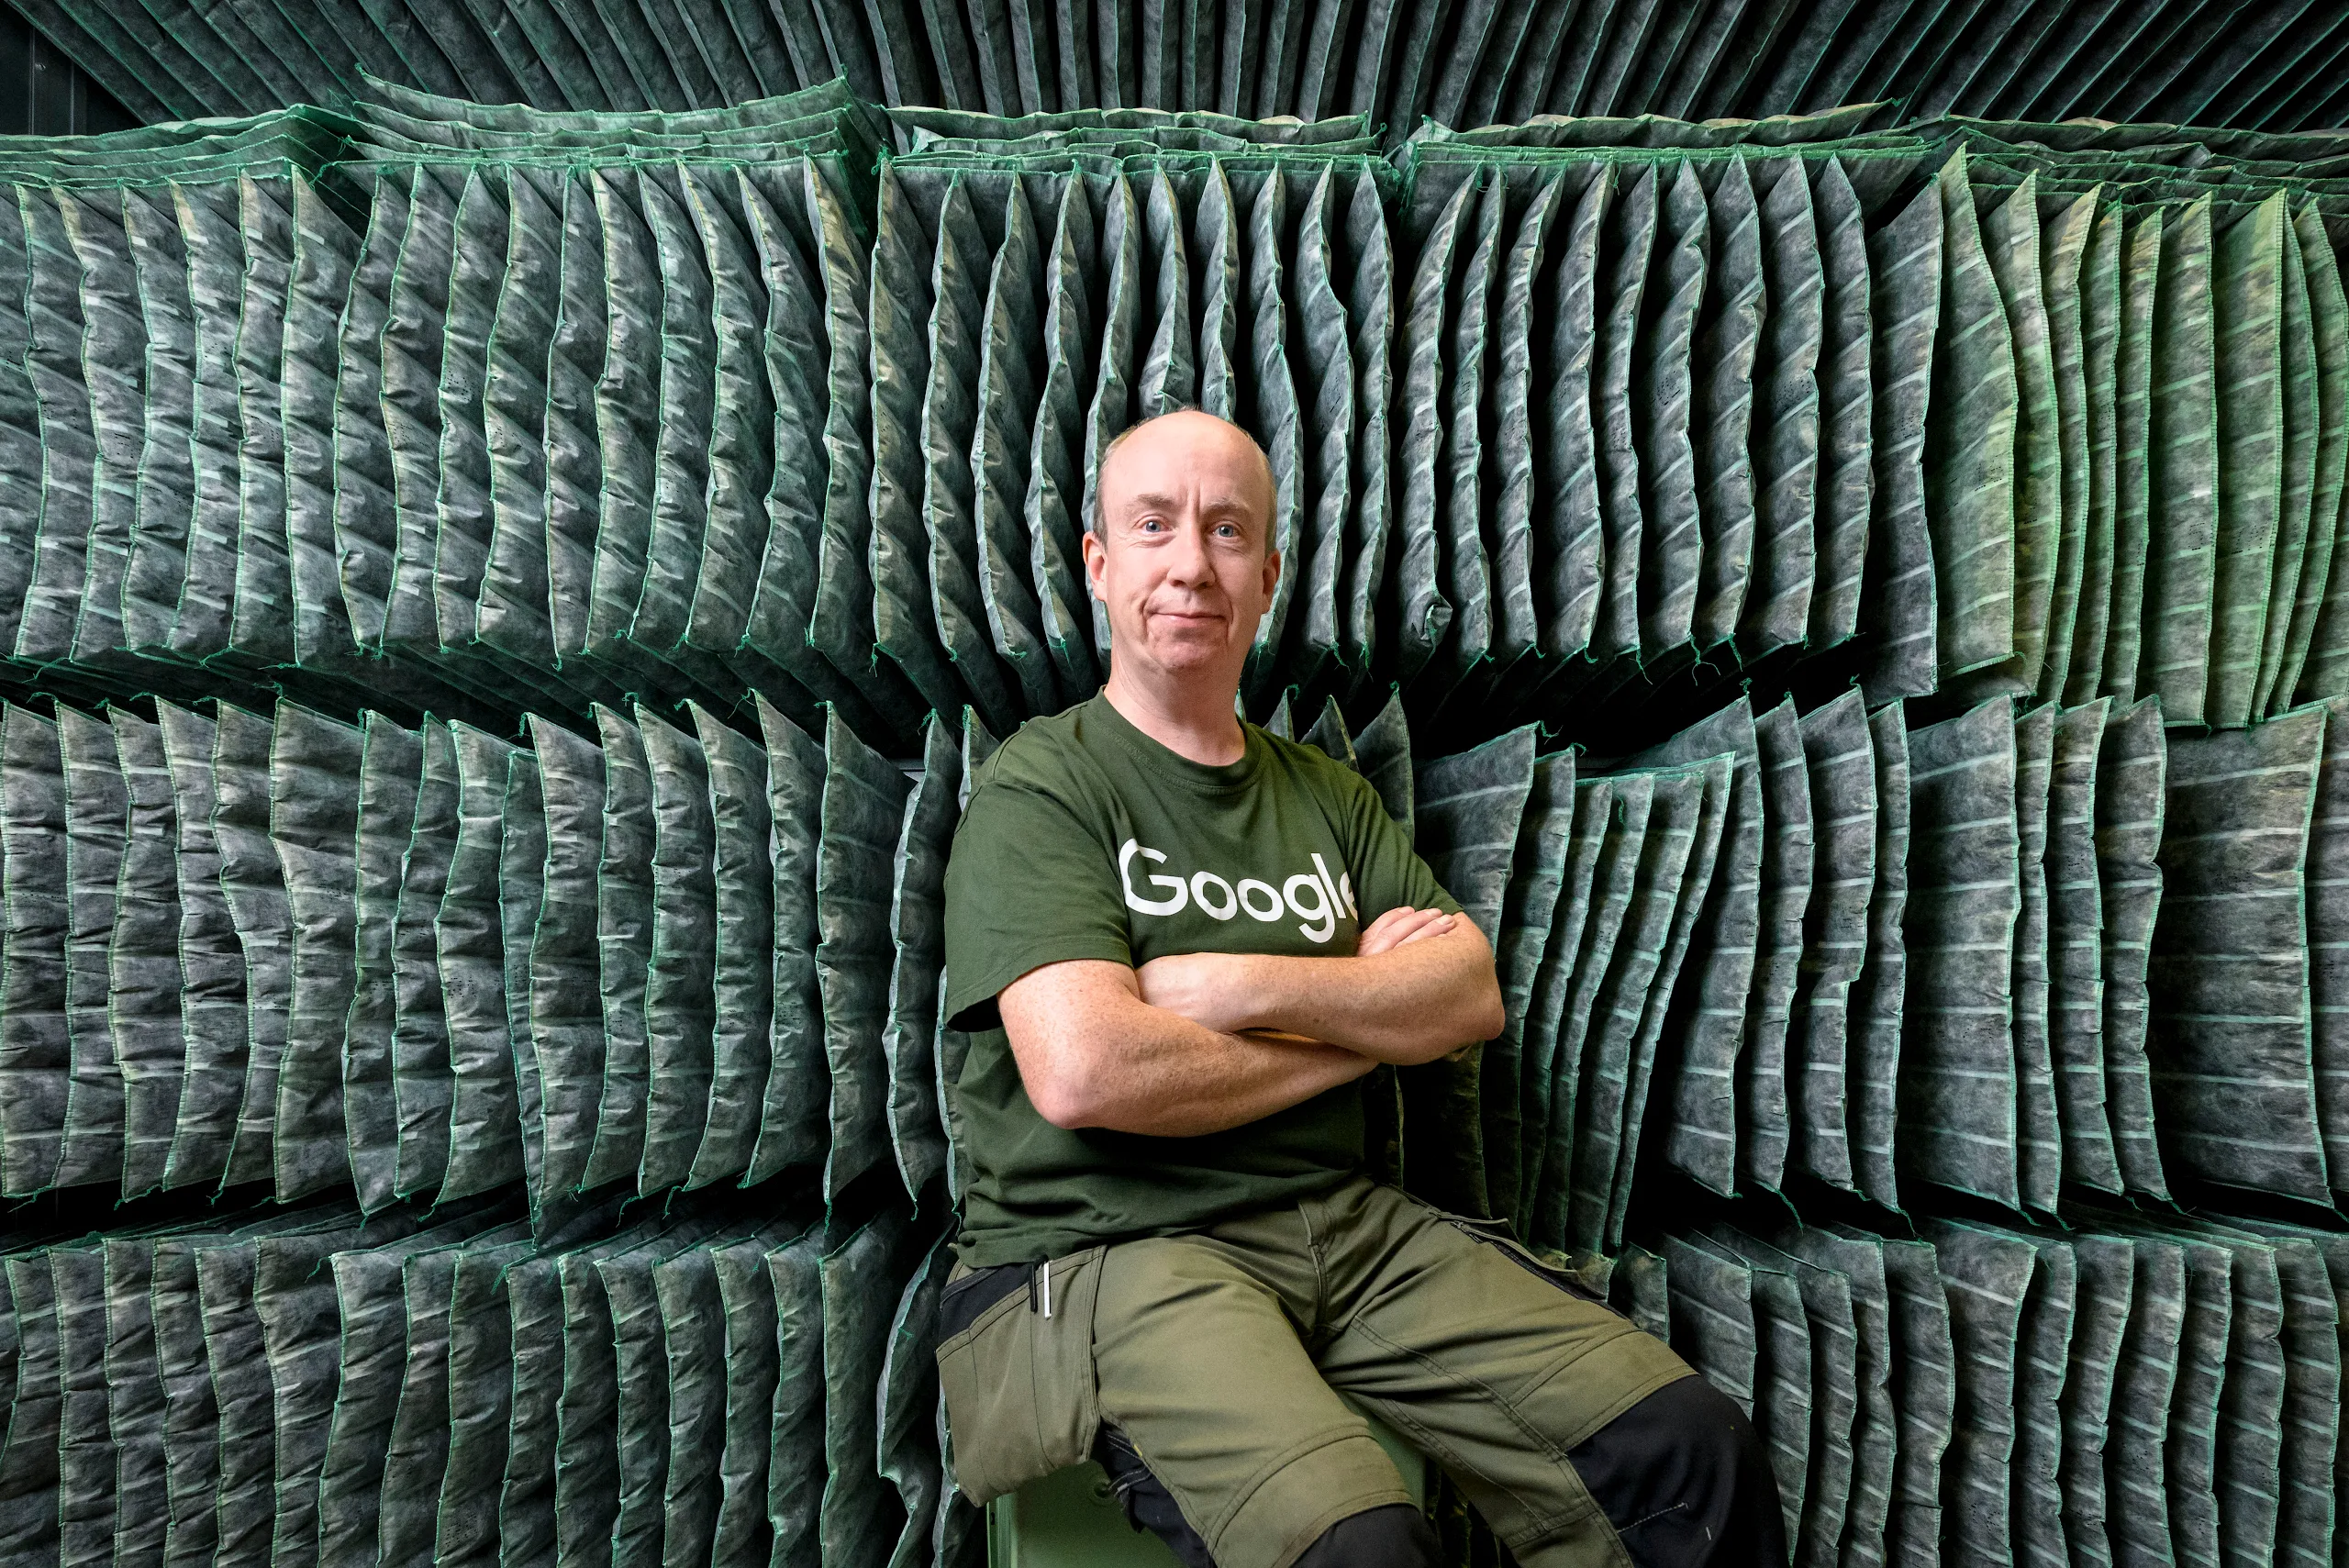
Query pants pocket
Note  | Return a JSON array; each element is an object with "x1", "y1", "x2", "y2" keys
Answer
[
  {"x1": 1434, "y1": 1209, "x2": 1610, "y2": 1305},
  {"x1": 935, "y1": 1243, "x2": 1108, "y2": 1502}
]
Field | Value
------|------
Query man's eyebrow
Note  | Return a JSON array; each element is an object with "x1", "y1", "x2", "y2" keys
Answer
[
  {"x1": 1113, "y1": 490, "x2": 1261, "y2": 524},
  {"x1": 1119, "y1": 492, "x2": 1257, "y2": 514}
]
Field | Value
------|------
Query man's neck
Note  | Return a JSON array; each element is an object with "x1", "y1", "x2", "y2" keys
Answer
[{"x1": 1101, "y1": 662, "x2": 1249, "y2": 766}]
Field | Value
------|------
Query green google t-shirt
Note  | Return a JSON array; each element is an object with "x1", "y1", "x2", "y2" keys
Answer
[{"x1": 941, "y1": 694, "x2": 1461, "y2": 1268}]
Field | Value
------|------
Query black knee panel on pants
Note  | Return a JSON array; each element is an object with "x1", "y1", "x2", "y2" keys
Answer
[
  {"x1": 1097, "y1": 1427, "x2": 1215, "y2": 1568},
  {"x1": 1566, "y1": 1374, "x2": 1787, "y2": 1568},
  {"x1": 1292, "y1": 1504, "x2": 1445, "y2": 1568},
  {"x1": 1097, "y1": 1428, "x2": 1442, "y2": 1568},
  {"x1": 1099, "y1": 1375, "x2": 1782, "y2": 1568}
]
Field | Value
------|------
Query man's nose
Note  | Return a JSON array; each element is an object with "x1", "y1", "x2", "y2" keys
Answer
[{"x1": 1163, "y1": 519, "x2": 1214, "y2": 584}]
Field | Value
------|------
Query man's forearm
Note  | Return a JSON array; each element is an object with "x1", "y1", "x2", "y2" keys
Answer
[
  {"x1": 1142, "y1": 923, "x2": 1506, "y2": 1063},
  {"x1": 1060, "y1": 1021, "x2": 1375, "y2": 1138},
  {"x1": 1002, "y1": 962, "x2": 1378, "y2": 1137}
]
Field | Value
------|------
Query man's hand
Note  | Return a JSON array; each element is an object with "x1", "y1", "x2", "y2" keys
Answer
[
  {"x1": 1355, "y1": 906, "x2": 1459, "y2": 956},
  {"x1": 1134, "y1": 906, "x2": 1459, "y2": 1032}
]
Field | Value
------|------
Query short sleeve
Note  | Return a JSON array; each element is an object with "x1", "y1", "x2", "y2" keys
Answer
[
  {"x1": 1343, "y1": 774, "x2": 1463, "y2": 921},
  {"x1": 943, "y1": 778, "x2": 1134, "y2": 1029}
]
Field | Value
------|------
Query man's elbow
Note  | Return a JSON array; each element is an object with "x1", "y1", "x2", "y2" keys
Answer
[
  {"x1": 1391, "y1": 985, "x2": 1506, "y2": 1067},
  {"x1": 1437, "y1": 929, "x2": 1506, "y2": 1046},
  {"x1": 1469, "y1": 977, "x2": 1507, "y2": 1042},
  {"x1": 1021, "y1": 1051, "x2": 1115, "y2": 1131},
  {"x1": 1023, "y1": 1069, "x2": 1091, "y2": 1130},
  {"x1": 1442, "y1": 981, "x2": 1507, "y2": 1062}
]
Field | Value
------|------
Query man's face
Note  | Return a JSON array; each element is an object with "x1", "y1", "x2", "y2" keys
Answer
[{"x1": 1084, "y1": 412, "x2": 1281, "y2": 688}]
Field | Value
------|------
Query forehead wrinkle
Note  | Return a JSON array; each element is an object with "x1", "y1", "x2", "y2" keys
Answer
[
  {"x1": 1110, "y1": 488, "x2": 1256, "y2": 517},
  {"x1": 1099, "y1": 416, "x2": 1272, "y2": 496}
]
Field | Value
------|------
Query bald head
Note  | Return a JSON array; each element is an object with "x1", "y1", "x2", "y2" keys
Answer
[
  {"x1": 1093, "y1": 409, "x2": 1275, "y2": 554},
  {"x1": 1081, "y1": 406, "x2": 1283, "y2": 699}
]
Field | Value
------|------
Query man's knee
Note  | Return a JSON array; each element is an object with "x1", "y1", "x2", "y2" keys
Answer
[
  {"x1": 1097, "y1": 1427, "x2": 1441, "y2": 1568},
  {"x1": 1566, "y1": 1374, "x2": 1786, "y2": 1568},
  {"x1": 1293, "y1": 1503, "x2": 1443, "y2": 1568}
]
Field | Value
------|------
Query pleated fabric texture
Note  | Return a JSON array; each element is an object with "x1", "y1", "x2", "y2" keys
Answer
[
  {"x1": 19, "y1": 0, "x2": 2349, "y2": 139},
  {"x1": 5, "y1": 54, "x2": 2349, "y2": 1568},
  {"x1": 23, "y1": 680, "x2": 2349, "y2": 1568},
  {"x1": 5, "y1": 102, "x2": 2349, "y2": 761}
]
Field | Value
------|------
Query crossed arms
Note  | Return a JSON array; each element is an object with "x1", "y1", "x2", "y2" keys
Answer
[{"x1": 999, "y1": 908, "x2": 1507, "y2": 1138}]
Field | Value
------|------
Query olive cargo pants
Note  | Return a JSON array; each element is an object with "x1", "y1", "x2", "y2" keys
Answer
[{"x1": 937, "y1": 1175, "x2": 1753, "y2": 1568}]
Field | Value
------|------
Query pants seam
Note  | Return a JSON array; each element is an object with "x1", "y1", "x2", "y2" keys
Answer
[
  {"x1": 1347, "y1": 1315, "x2": 1604, "y2": 1539},
  {"x1": 1356, "y1": 1396, "x2": 1481, "y2": 1499},
  {"x1": 1524, "y1": 1362, "x2": 1698, "y2": 1452},
  {"x1": 1507, "y1": 1497, "x2": 1642, "y2": 1568},
  {"x1": 1490, "y1": 1373, "x2": 1700, "y2": 1564},
  {"x1": 1297, "y1": 1192, "x2": 1330, "y2": 1331},
  {"x1": 1619, "y1": 1501, "x2": 1690, "y2": 1534},
  {"x1": 1122, "y1": 1416, "x2": 1375, "y2": 1551},
  {"x1": 1210, "y1": 1424, "x2": 1376, "y2": 1543}
]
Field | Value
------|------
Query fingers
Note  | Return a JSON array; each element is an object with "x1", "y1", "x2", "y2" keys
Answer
[
  {"x1": 1394, "y1": 912, "x2": 1458, "y2": 947},
  {"x1": 1376, "y1": 908, "x2": 1453, "y2": 942},
  {"x1": 1355, "y1": 906, "x2": 1457, "y2": 956}
]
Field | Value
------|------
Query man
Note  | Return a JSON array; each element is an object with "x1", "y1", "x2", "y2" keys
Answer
[{"x1": 939, "y1": 409, "x2": 1782, "y2": 1568}]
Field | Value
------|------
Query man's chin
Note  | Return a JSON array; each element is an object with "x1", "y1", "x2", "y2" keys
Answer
[{"x1": 1137, "y1": 639, "x2": 1239, "y2": 678}]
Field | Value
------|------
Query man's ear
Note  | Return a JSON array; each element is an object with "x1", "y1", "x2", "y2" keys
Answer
[
  {"x1": 1260, "y1": 548, "x2": 1281, "y2": 603},
  {"x1": 1083, "y1": 529, "x2": 1107, "y2": 600}
]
